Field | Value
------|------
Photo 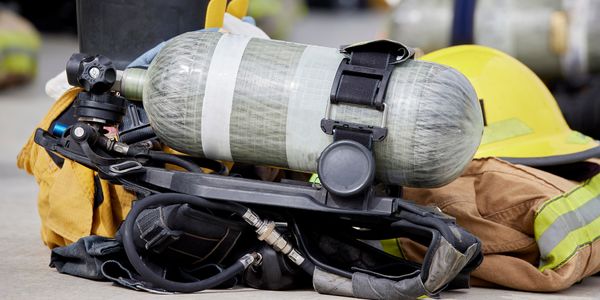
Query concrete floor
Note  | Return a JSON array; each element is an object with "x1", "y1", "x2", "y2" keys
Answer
[{"x1": 1, "y1": 11, "x2": 599, "y2": 300}]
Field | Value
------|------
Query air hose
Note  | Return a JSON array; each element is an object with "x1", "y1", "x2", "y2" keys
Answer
[
  {"x1": 146, "y1": 152, "x2": 227, "y2": 175},
  {"x1": 122, "y1": 193, "x2": 314, "y2": 293},
  {"x1": 146, "y1": 151, "x2": 204, "y2": 173}
]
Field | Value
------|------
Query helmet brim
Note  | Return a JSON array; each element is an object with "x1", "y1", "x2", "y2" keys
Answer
[{"x1": 475, "y1": 125, "x2": 600, "y2": 166}]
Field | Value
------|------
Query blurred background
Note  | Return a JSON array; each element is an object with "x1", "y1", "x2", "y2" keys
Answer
[{"x1": 0, "y1": 1, "x2": 598, "y2": 298}]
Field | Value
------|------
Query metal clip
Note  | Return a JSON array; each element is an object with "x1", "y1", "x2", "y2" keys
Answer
[
  {"x1": 321, "y1": 102, "x2": 388, "y2": 142},
  {"x1": 109, "y1": 160, "x2": 143, "y2": 174}
]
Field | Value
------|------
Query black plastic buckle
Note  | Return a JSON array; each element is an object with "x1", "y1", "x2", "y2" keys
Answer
[
  {"x1": 330, "y1": 40, "x2": 414, "y2": 111},
  {"x1": 320, "y1": 102, "x2": 388, "y2": 145}
]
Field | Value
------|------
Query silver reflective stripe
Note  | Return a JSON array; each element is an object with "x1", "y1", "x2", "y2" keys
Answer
[
  {"x1": 201, "y1": 34, "x2": 252, "y2": 161},
  {"x1": 538, "y1": 194, "x2": 600, "y2": 259},
  {"x1": 285, "y1": 45, "x2": 342, "y2": 171}
]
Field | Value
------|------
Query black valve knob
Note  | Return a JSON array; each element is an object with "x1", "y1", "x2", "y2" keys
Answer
[
  {"x1": 66, "y1": 53, "x2": 126, "y2": 125},
  {"x1": 66, "y1": 53, "x2": 117, "y2": 94},
  {"x1": 317, "y1": 139, "x2": 375, "y2": 197}
]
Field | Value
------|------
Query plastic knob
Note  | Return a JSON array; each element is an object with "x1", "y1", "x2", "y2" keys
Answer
[
  {"x1": 66, "y1": 53, "x2": 117, "y2": 94},
  {"x1": 317, "y1": 140, "x2": 375, "y2": 197}
]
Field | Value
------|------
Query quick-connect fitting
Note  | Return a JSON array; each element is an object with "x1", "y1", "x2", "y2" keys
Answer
[
  {"x1": 242, "y1": 210, "x2": 262, "y2": 227},
  {"x1": 256, "y1": 221, "x2": 292, "y2": 254},
  {"x1": 239, "y1": 252, "x2": 263, "y2": 269},
  {"x1": 242, "y1": 209, "x2": 306, "y2": 266}
]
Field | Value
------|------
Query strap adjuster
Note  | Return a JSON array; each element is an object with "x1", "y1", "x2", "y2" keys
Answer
[
  {"x1": 330, "y1": 39, "x2": 414, "y2": 111},
  {"x1": 320, "y1": 102, "x2": 389, "y2": 145},
  {"x1": 109, "y1": 160, "x2": 143, "y2": 174}
]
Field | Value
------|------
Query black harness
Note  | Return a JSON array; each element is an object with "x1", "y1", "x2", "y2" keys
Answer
[{"x1": 38, "y1": 47, "x2": 482, "y2": 300}]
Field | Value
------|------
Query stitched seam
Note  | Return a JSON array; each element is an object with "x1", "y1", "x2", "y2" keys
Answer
[
  {"x1": 482, "y1": 238, "x2": 536, "y2": 254},
  {"x1": 483, "y1": 199, "x2": 537, "y2": 220},
  {"x1": 464, "y1": 159, "x2": 570, "y2": 193}
]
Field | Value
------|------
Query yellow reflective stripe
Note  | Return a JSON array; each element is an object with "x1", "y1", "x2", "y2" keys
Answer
[
  {"x1": 566, "y1": 131, "x2": 594, "y2": 145},
  {"x1": 480, "y1": 118, "x2": 532, "y2": 145},
  {"x1": 534, "y1": 174, "x2": 600, "y2": 271},
  {"x1": 534, "y1": 175, "x2": 600, "y2": 240},
  {"x1": 309, "y1": 173, "x2": 320, "y2": 184},
  {"x1": 539, "y1": 213, "x2": 600, "y2": 272}
]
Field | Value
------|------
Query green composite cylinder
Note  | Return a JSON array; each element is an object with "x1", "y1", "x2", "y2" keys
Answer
[{"x1": 122, "y1": 31, "x2": 483, "y2": 188}]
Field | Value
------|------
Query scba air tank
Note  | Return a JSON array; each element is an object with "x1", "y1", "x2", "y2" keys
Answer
[{"x1": 121, "y1": 31, "x2": 483, "y2": 188}]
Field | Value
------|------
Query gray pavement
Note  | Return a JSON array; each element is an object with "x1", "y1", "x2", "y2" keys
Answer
[{"x1": 1, "y1": 11, "x2": 599, "y2": 300}]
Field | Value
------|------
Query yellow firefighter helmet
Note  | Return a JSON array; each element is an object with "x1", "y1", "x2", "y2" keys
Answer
[{"x1": 420, "y1": 45, "x2": 600, "y2": 166}]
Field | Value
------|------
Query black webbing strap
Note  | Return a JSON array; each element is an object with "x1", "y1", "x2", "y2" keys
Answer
[
  {"x1": 331, "y1": 40, "x2": 413, "y2": 110},
  {"x1": 135, "y1": 206, "x2": 182, "y2": 253},
  {"x1": 322, "y1": 40, "x2": 415, "y2": 148},
  {"x1": 333, "y1": 129, "x2": 374, "y2": 150}
]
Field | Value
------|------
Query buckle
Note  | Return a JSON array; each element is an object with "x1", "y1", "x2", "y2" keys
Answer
[
  {"x1": 330, "y1": 39, "x2": 414, "y2": 111},
  {"x1": 330, "y1": 61, "x2": 389, "y2": 110},
  {"x1": 320, "y1": 102, "x2": 388, "y2": 143},
  {"x1": 109, "y1": 160, "x2": 143, "y2": 174}
]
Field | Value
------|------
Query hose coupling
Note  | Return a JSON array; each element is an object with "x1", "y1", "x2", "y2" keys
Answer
[{"x1": 242, "y1": 209, "x2": 306, "y2": 266}]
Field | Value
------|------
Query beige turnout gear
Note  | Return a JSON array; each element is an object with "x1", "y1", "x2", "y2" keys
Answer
[{"x1": 387, "y1": 158, "x2": 600, "y2": 291}]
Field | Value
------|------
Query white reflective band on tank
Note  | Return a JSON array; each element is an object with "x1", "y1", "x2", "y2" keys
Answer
[
  {"x1": 285, "y1": 45, "x2": 344, "y2": 171},
  {"x1": 201, "y1": 34, "x2": 252, "y2": 161}
]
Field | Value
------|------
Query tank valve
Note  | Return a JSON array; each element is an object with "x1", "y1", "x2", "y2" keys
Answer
[{"x1": 66, "y1": 53, "x2": 126, "y2": 125}]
